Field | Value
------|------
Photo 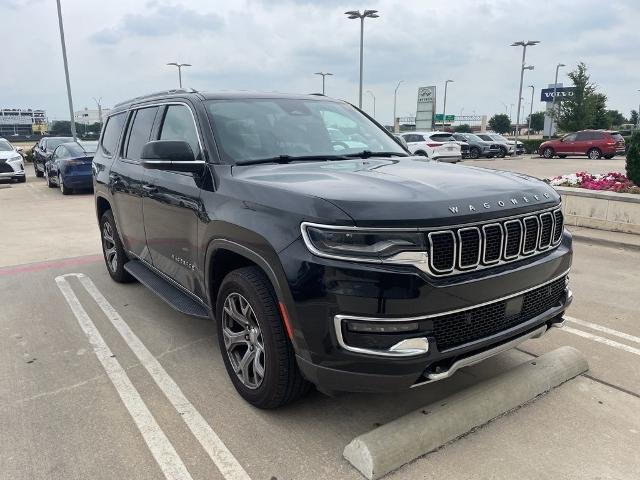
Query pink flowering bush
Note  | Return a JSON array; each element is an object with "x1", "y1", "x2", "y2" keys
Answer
[{"x1": 547, "y1": 171, "x2": 640, "y2": 194}]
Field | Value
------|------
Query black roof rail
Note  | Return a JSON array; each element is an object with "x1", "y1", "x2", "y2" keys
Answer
[
  {"x1": 114, "y1": 88, "x2": 198, "y2": 108},
  {"x1": 309, "y1": 93, "x2": 326, "y2": 96}
]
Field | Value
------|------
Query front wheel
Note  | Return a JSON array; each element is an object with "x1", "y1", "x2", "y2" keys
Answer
[
  {"x1": 588, "y1": 148, "x2": 602, "y2": 160},
  {"x1": 45, "y1": 170, "x2": 55, "y2": 188},
  {"x1": 100, "y1": 211, "x2": 135, "y2": 283},
  {"x1": 497, "y1": 147, "x2": 506, "y2": 158},
  {"x1": 34, "y1": 163, "x2": 43, "y2": 177},
  {"x1": 542, "y1": 147, "x2": 555, "y2": 159},
  {"x1": 469, "y1": 147, "x2": 480, "y2": 159},
  {"x1": 216, "y1": 266, "x2": 310, "y2": 408}
]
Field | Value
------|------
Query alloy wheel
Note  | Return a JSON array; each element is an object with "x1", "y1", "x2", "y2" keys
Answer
[
  {"x1": 222, "y1": 292, "x2": 265, "y2": 390},
  {"x1": 102, "y1": 221, "x2": 118, "y2": 273}
]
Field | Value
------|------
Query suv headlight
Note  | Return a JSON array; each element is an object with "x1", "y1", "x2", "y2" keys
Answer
[
  {"x1": 301, "y1": 223, "x2": 426, "y2": 260},
  {"x1": 9, "y1": 155, "x2": 22, "y2": 162}
]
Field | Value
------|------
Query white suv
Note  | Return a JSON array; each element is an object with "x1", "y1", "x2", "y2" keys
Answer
[
  {"x1": 0, "y1": 137, "x2": 26, "y2": 183},
  {"x1": 400, "y1": 131, "x2": 462, "y2": 163}
]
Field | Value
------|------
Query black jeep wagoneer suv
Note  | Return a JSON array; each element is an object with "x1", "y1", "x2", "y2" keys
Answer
[{"x1": 93, "y1": 90, "x2": 572, "y2": 408}]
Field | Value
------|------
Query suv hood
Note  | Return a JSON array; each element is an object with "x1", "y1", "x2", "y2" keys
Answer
[
  {"x1": 0, "y1": 151, "x2": 22, "y2": 161},
  {"x1": 233, "y1": 157, "x2": 559, "y2": 227}
]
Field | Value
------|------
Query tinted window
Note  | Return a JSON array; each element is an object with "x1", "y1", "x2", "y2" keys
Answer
[
  {"x1": 477, "y1": 134, "x2": 492, "y2": 141},
  {"x1": 46, "y1": 138, "x2": 73, "y2": 152},
  {"x1": 575, "y1": 132, "x2": 591, "y2": 141},
  {"x1": 54, "y1": 146, "x2": 68, "y2": 159},
  {"x1": 125, "y1": 107, "x2": 159, "y2": 161},
  {"x1": 591, "y1": 131, "x2": 605, "y2": 140},
  {"x1": 64, "y1": 143, "x2": 85, "y2": 156},
  {"x1": 430, "y1": 133, "x2": 454, "y2": 142},
  {"x1": 100, "y1": 113, "x2": 127, "y2": 157},
  {"x1": 611, "y1": 133, "x2": 624, "y2": 142},
  {"x1": 159, "y1": 105, "x2": 200, "y2": 159},
  {"x1": 563, "y1": 133, "x2": 577, "y2": 142}
]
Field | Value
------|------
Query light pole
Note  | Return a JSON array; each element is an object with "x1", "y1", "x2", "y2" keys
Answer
[
  {"x1": 548, "y1": 63, "x2": 566, "y2": 137},
  {"x1": 366, "y1": 90, "x2": 376, "y2": 118},
  {"x1": 637, "y1": 89, "x2": 640, "y2": 129},
  {"x1": 166, "y1": 62, "x2": 191, "y2": 88},
  {"x1": 345, "y1": 9, "x2": 379, "y2": 108},
  {"x1": 314, "y1": 72, "x2": 333, "y2": 95},
  {"x1": 442, "y1": 79, "x2": 453, "y2": 130},
  {"x1": 393, "y1": 80, "x2": 403, "y2": 132},
  {"x1": 55, "y1": 0, "x2": 77, "y2": 142},
  {"x1": 501, "y1": 102, "x2": 508, "y2": 114},
  {"x1": 527, "y1": 85, "x2": 535, "y2": 139},
  {"x1": 511, "y1": 40, "x2": 539, "y2": 153},
  {"x1": 509, "y1": 104, "x2": 514, "y2": 121},
  {"x1": 92, "y1": 97, "x2": 103, "y2": 126}
]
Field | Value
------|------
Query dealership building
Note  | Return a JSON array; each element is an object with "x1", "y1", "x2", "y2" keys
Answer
[
  {"x1": 0, "y1": 108, "x2": 48, "y2": 136},
  {"x1": 74, "y1": 107, "x2": 111, "y2": 125}
]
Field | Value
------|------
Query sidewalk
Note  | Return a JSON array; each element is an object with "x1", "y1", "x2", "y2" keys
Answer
[{"x1": 568, "y1": 225, "x2": 640, "y2": 251}]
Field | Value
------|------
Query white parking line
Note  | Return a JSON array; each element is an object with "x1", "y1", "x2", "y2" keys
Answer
[
  {"x1": 68, "y1": 273, "x2": 252, "y2": 480},
  {"x1": 55, "y1": 275, "x2": 194, "y2": 480},
  {"x1": 563, "y1": 326, "x2": 640, "y2": 357},
  {"x1": 565, "y1": 315, "x2": 640, "y2": 345}
]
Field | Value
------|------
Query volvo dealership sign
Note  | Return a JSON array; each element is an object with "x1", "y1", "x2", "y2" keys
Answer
[
  {"x1": 415, "y1": 86, "x2": 436, "y2": 130},
  {"x1": 540, "y1": 87, "x2": 576, "y2": 102}
]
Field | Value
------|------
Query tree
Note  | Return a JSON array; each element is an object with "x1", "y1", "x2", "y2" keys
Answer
[
  {"x1": 590, "y1": 93, "x2": 609, "y2": 129},
  {"x1": 488, "y1": 114, "x2": 511, "y2": 134},
  {"x1": 557, "y1": 62, "x2": 603, "y2": 132},
  {"x1": 626, "y1": 132, "x2": 640, "y2": 186},
  {"x1": 527, "y1": 111, "x2": 545, "y2": 133},
  {"x1": 606, "y1": 110, "x2": 627, "y2": 127},
  {"x1": 631, "y1": 110, "x2": 639, "y2": 127},
  {"x1": 454, "y1": 124, "x2": 472, "y2": 133}
]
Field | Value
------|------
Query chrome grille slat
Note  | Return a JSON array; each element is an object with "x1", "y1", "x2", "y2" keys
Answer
[{"x1": 428, "y1": 207, "x2": 563, "y2": 276}]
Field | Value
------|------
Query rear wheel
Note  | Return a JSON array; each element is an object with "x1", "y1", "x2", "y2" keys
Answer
[
  {"x1": 59, "y1": 176, "x2": 72, "y2": 195},
  {"x1": 34, "y1": 163, "x2": 43, "y2": 177},
  {"x1": 216, "y1": 266, "x2": 311, "y2": 408},
  {"x1": 542, "y1": 147, "x2": 555, "y2": 159},
  {"x1": 558, "y1": 154, "x2": 567, "y2": 159},
  {"x1": 588, "y1": 148, "x2": 602, "y2": 160},
  {"x1": 45, "y1": 170, "x2": 55, "y2": 188},
  {"x1": 100, "y1": 210, "x2": 135, "y2": 283},
  {"x1": 604, "y1": 154, "x2": 614, "y2": 159},
  {"x1": 469, "y1": 147, "x2": 480, "y2": 159}
]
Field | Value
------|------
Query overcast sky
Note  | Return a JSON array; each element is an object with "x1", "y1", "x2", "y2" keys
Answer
[{"x1": 1, "y1": 0, "x2": 638, "y2": 124}]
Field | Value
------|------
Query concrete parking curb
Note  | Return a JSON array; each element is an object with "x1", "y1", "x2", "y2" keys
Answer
[
  {"x1": 570, "y1": 230, "x2": 640, "y2": 252},
  {"x1": 343, "y1": 346, "x2": 588, "y2": 480}
]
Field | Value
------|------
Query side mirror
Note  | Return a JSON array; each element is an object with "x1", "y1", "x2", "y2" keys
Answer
[
  {"x1": 140, "y1": 140, "x2": 203, "y2": 172},
  {"x1": 16, "y1": 147, "x2": 23, "y2": 153}
]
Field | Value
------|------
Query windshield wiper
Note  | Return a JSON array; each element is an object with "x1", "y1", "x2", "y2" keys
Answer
[
  {"x1": 235, "y1": 154, "x2": 350, "y2": 166},
  {"x1": 344, "y1": 150, "x2": 409, "y2": 159}
]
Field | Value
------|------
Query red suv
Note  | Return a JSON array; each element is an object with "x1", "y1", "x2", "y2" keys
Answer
[{"x1": 538, "y1": 130, "x2": 626, "y2": 159}]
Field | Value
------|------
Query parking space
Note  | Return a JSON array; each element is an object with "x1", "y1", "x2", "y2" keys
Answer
[{"x1": 2, "y1": 162, "x2": 640, "y2": 480}]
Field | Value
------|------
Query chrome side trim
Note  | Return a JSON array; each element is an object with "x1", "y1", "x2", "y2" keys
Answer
[{"x1": 411, "y1": 324, "x2": 548, "y2": 386}]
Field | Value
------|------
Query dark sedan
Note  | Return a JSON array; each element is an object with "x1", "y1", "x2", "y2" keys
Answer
[
  {"x1": 32, "y1": 136, "x2": 74, "y2": 177},
  {"x1": 44, "y1": 141, "x2": 97, "y2": 194}
]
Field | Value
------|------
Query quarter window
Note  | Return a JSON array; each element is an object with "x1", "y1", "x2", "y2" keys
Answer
[
  {"x1": 100, "y1": 113, "x2": 127, "y2": 157},
  {"x1": 125, "y1": 107, "x2": 159, "y2": 161},
  {"x1": 575, "y1": 132, "x2": 590, "y2": 141},
  {"x1": 159, "y1": 105, "x2": 201, "y2": 159}
]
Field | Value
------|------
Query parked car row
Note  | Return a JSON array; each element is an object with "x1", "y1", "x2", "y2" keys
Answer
[
  {"x1": 538, "y1": 129, "x2": 626, "y2": 159},
  {"x1": 32, "y1": 136, "x2": 97, "y2": 194},
  {"x1": 0, "y1": 137, "x2": 26, "y2": 183}
]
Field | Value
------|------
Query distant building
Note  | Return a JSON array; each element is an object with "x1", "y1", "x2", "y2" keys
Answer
[
  {"x1": 74, "y1": 107, "x2": 111, "y2": 125},
  {"x1": 0, "y1": 108, "x2": 47, "y2": 136}
]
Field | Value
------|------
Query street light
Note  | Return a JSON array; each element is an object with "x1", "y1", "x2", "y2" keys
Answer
[
  {"x1": 393, "y1": 80, "x2": 403, "y2": 132},
  {"x1": 366, "y1": 90, "x2": 376, "y2": 118},
  {"x1": 548, "y1": 63, "x2": 566, "y2": 137},
  {"x1": 92, "y1": 97, "x2": 103, "y2": 126},
  {"x1": 636, "y1": 89, "x2": 640, "y2": 129},
  {"x1": 442, "y1": 79, "x2": 454, "y2": 130},
  {"x1": 55, "y1": 0, "x2": 77, "y2": 141},
  {"x1": 314, "y1": 72, "x2": 333, "y2": 95},
  {"x1": 511, "y1": 40, "x2": 539, "y2": 154},
  {"x1": 501, "y1": 102, "x2": 508, "y2": 114},
  {"x1": 166, "y1": 62, "x2": 191, "y2": 88},
  {"x1": 527, "y1": 85, "x2": 535, "y2": 140},
  {"x1": 345, "y1": 9, "x2": 380, "y2": 108},
  {"x1": 510, "y1": 103, "x2": 514, "y2": 121}
]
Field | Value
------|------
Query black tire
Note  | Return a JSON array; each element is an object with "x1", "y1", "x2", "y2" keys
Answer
[
  {"x1": 587, "y1": 148, "x2": 601, "y2": 160},
  {"x1": 34, "y1": 163, "x2": 43, "y2": 177},
  {"x1": 100, "y1": 210, "x2": 135, "y2": 283},
  {"x1": 604, "y1": 154, "x2": 614, "y2": 159},
  {"x1": 17, "y1": 176, "x2": 26, "y2": 183},
  {"x1": 216, "y1": 266, "x2": 311, "y2": 408},
  {"x1": 45, "y1": 170, "x2": 55, "y2": 188},
  {"x1": 542, "y1": 147, "x2": 554, "y2": 159},
  {"x1": 469, "y1": 147, "x2": 480, "y2": 159},
  {"x1": 497, "y1": 147, "x2": 507, "y2": 158},
  {"x1": 558, "y1": 154, "x2": 567, "y2": 159},
  {"x1": 59, "y1": 176, "x2": 72, "y2": 195}
]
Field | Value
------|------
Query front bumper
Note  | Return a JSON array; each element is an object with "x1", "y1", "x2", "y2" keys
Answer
[
  {"x1": 0, "y1": 160, "x2": 25, "y2": 179},
  {"x1": 281, "y1": 232, "x2": 573, "y2": 393}
]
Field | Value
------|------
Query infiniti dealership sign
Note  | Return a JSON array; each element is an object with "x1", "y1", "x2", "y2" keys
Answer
[
  {"x1": 415, "y1": 86, "x2": 436, "y2": 130},
  {"x1": 540, "y1": 87, "x2": 576, "y2": 102}
]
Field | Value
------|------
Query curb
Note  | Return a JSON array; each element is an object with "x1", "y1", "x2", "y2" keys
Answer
[
  {"x1": 343, "y1": 346, "x2": 588, "y2": 480},
  {"x1": 571, "y1": 231, "x2": 640, "y2": 252}
]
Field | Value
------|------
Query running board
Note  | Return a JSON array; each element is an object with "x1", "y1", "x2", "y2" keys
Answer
[{"x1": 124, "y1": 260, "x2": 210, "y2": 319}]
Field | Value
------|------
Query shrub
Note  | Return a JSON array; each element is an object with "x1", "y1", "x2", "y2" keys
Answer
[
  {"x1": 626, "y1": 132, "x2": 640, "y2": 185},
  {"x1": 521, "y1": 139, "x2": 544, "y2": 154}
]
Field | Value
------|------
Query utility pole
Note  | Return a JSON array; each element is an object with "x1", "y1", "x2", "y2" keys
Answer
[
  {"x1": 393, "y1": 80, "x2": 403, "y2": 133},
  {"x1": 511, "y1": 40, "x2": 539, "y2": 155},
  {"x1": 442, "y1": 79, "x2": 454, "y2": 130},
  {"x1": 56, "y1": 0, "x2": 77, "y2": 141},
  {"x1": 548, "y1": 63, "x2": 565, "y2": 137},
  {"x1": 528, "y1": 85, "x2": 535, "y2": 140}
]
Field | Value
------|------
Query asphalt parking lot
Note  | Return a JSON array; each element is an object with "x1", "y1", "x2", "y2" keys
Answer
[{"x1": 2, "y1": 161, "x2": 639, "y2": 480}]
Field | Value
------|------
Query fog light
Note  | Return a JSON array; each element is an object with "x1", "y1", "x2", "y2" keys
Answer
[{"x1": 346, "y1": 321, "x2": 419, "y2": 334}]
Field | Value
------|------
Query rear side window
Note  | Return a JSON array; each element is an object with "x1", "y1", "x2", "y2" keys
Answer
[
  {"x1": 590, "y1": 131, "x2": 605, "y2": 140},
  {"x1": 575, "y1": 132, "x2": 591, "y2": 141},
  {"x1": 611, "y1": 133, "x2": 624, "y2": 142},
  {"x1": 430, "y1": 134, "x2": 454, "y2": 142},
  {"x1": 100, "y1": 113, "x2": 127, "y2": 157},
  {"x1": 159, "y1": 105, "x2": 201, "y2": 159},
  {"x1": 125, "y1": 107, "x2": 159, "y2": 161}
]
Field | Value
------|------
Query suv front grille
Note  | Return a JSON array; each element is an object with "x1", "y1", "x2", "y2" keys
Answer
[
  {"x1": 432, "y1": 275, "x2": 566, "y2": 350},
  {"x1": 428, "y1": 207, "x2": 563, "y2": 275}
]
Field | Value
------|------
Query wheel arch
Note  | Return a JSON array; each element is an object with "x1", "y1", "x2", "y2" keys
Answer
[{"x1": 96, "y1": 194, "x2": 112, "y2": 221}]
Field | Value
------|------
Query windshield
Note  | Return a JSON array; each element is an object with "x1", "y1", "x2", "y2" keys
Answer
[
  {"x1": 464, "y1": 134, "x2": 483, "y2": 142},
  {"x1": 47, "y1": 138, "x2": 73, "y2": 152},
  {"x1": 0, "y1": 140, "x2": 13, "y2": 152},
  {"x1": 490, "y1": 134, "x2": 508, "y2": 142},
  {"x1": 205, "y1": 98, "x2": 405, "y2": 164}
]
